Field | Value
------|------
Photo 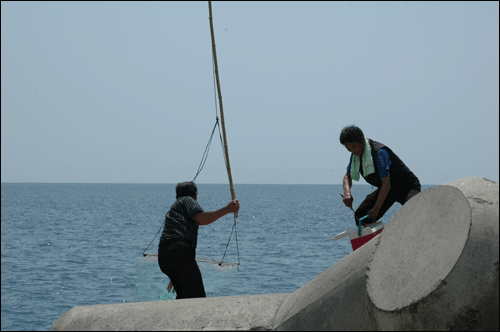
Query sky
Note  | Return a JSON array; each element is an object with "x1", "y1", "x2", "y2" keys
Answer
[{"x1": 1, "y1": 1, "x2": 499, "y2": 185}]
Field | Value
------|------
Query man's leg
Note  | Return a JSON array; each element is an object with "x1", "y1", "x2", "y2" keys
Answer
[
  {"x1": 159, "y1": 241, "x2": 206, "y2": 299},
  {"x1": 403, "y1": 187, "x2": 421, "y2": 204},
  {"x1": 355, "y1": 189, "x2": 398, "y2": 225}
]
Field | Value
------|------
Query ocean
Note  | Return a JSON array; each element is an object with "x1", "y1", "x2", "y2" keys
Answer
[{"x1": 1, "y1": 183, "x2": 433, "y2": 331}]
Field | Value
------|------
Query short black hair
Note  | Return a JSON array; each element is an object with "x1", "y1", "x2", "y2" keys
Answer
[
  {"x1": 339, "y1": 125, "x2": 364, "y2": 144},
  {"x1": 176, "y1": 181, "x2": 197, "y2": 199}
]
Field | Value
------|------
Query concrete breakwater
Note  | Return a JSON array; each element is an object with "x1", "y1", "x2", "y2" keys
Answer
[{"x1": 52, "y1": 177, "x2": 499, "y2": 331}]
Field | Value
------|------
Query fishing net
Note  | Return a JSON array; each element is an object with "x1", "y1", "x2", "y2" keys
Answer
[{"x1": 136, "y1": 254, "x2": 238, "y2": 301}]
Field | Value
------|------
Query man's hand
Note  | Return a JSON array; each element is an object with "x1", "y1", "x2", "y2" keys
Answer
[
  {"x1": 342, "y1": 193, "x2": 354, "y2": 210},
  {"x1": 367, "y1": 207, "x2": 379, "y2": 219},
  {"x1": 226, "y1": 199, "x2": 240, "y2": 213}
]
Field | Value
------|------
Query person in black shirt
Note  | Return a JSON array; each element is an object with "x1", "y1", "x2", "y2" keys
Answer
[{"x1": 158, "y1": 181, "x2": 239, "y2": 299}]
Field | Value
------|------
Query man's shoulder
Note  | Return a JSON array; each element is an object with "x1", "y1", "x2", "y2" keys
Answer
[
  {"x1": 377, "y1": 147, "x2": 390, "y2": 157},
  {"x1": 370, "y1": 139, "x2": 394, "y2": 155},
  {"x1": 177, "y1": 196, "x2": 203, "y2": 213},
  {"x1": 178, "y1": 196, "x2": 195, "y2": 203},
  {"x1": 169, "y1": 196, "x2": 194, "y2": 212}
]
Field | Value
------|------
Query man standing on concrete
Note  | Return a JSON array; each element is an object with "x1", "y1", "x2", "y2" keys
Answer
[
  {"x1": 158, "y1": 181, "x2": 240, "y2": 299},
  {"x1": 340, "y1": 125, "x2": 421, "y2": 225}
]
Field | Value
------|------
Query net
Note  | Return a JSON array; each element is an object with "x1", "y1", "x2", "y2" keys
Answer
[
  {"x1": 141, "y1": 253, "x2": 239, "y2": 269},
  {"x1": 136, "y1": 254, "x2": 238, "y2": 301}
]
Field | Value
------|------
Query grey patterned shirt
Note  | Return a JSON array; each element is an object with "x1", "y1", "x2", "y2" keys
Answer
[{"x1": 159, "y1": 196, "x2": 204, "y2": 251}]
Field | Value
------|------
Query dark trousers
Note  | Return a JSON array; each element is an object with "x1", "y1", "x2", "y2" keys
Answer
[
  {"x1": 355, "y1": 186, "x2": 421, "y2": 225},
  {"x1": 158, "y1": 239, "x2": 206, "y2": 299}
]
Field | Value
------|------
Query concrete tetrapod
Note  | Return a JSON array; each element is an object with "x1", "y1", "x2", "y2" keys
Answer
[
  {"x1": 272, "y1": 231, "x2": 381, "y2": 330},
  {"x1": 51, "y1": 177, "x2": 499, "y2": 331},
  {"x1": 51, "y1": 293, "x2": 290, "y2": 331},
  {"x1": 273, "y1": 177, "x2": 499, "y2": 330},
  {"x1": 366, "y1": 177, "x2": 499, "y2": 330}
]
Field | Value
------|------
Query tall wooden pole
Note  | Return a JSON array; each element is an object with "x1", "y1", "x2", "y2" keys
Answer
[{"x1": 208, "y1": 1, "x2": 237, "y2": 217}]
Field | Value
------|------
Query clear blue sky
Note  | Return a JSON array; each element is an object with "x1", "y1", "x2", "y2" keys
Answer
[{"x1": 2, "y1": 1, "x2": 498, "y2": 185}]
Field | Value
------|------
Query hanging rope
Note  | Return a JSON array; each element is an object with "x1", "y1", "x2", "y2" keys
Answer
[
  {"x1": 142, "y1": 118, "x2": 240, "y2": 266},
  {"x1": 220, "y1": 215, "x2": 240, "y2": 270},
  {"x1": 142, "y1": 119, "x2": 223, "y2": 257},
  {"x1": 142, "y1": 223, "x2": 163, "y2": 257},
  {"x1": 193, "y1": 118, "x2": 219, "y2": 182},
  {"x1": 192, "y1": 115, "x2": 240, "y2": 268}
]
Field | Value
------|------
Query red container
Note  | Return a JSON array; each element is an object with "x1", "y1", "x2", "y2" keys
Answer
[
  {"x1": 332, "y1": 221, "x2": 385, "y2": 251},
  {"x1": 350, "y1": 227, "x2": 384, "y2": 251}
]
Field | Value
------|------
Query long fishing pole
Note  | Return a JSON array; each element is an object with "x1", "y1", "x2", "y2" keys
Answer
[{"x1": 208, "y1": 1, "x2": 237, "y2": 217}]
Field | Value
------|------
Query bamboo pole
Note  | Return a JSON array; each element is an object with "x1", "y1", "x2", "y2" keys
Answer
[{"x1": 208, "y1": 1, "x2": 237, "y2": 217}]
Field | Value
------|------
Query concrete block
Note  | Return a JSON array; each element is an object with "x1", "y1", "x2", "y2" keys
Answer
[
  {"x1": 273, "y1": 236, "x2": 380, "y2": 331},
  {"x1": 366, "y1": 177, "x2": 499, "y2": 331},
  {"x1": 273, "y1": 177, "x2": 498, "y2": 330},
  {"x1": 51, "y1": 293, "x2": 290, "y2": 331}
]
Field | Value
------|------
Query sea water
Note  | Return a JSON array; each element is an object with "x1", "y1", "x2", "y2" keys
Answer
[{"x1": 1, "y1": 183, "x2": 432, "y2": 331}]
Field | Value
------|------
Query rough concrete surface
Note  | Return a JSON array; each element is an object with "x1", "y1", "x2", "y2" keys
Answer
[
  {"x1": 51, "y1": 293, "x2": 290, "y2": 331},
  {"x1": 366, "y1": 177, "x2": 499, "y2": 331},
  {"x1": 367, "y1": 185, "x2": 472, "y2": 311},
  {"x1": 272, "y1": 235, "x2": 380, "y2": 331},
  {"x1": 51, "y1": 177, "x2": 499, "y2": 331}
]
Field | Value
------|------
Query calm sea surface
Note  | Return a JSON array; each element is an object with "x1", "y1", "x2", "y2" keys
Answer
[{"x1": 1, "y1": 183, "x2": 433, "y2": 331}]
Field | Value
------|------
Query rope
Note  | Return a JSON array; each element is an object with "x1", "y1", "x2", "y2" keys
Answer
[
  {"x1": 142, "y1": 221, "x2": 163, "y2": 257},
  {"x1": 215, "y1": 117, "x2": 240, "y2": 268},
  {"x1": 217, "y1": 118, "x2": 228, "y2": 171},
  {"x1": 219, "y1": 215, "x2": 240, "y2": 271},
  {"x1": 193, "y1": 118, "x2": 219, "y2": 182},
  {"x1": 191, "y1": 109, "x2": 241, "y2": 268},
  {"x1": 142, "y1": 119, "x2": 221, "y2": 256},
  {"x1": 141, "y1": 119, "x2": 240, "y2": 265}
]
